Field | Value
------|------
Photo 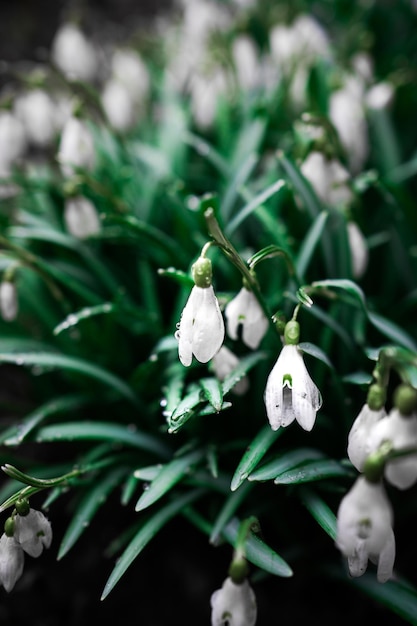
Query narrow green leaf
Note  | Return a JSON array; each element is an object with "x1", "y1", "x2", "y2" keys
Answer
[
  {"x1": 135, "y1": 449, "x2": 205, "y2": 512},
  {"x1": 222, "y1": 518, "x2": 293, "y2": 578},
  {"x1": 231, "y1": 426, "x2": 283, "y2": 492},
  {"x1": 101, "y1": 488, "x2": 205, "y2": 599},
  {"x1": 348, "y1": 574, "x2": 417, "y2": 625},
  {"x1": 210, "y1": 481, "x2": 253, "y2": 545},
  {"x1": 35, "y1": 421, "x2": 170, "y2": 458},
  {"x1": 168, "y1": 386, "x2": 202, "y2": 433},
  {"x1": 58, "y1": 466, "x2": 127, "y2": 559},
  {"x1": 296, "y1": 211, "x2": 329, "y2": 279},
  {"x1": 342, "y1": 371, "x2": 373, "y2": 385},
  {"x1": 222, "y1": 352, "x2": 267, "y2": 396},
  {"x1": 225, "y1": 178, "x2": 286, "y2": 236},
  {"x1": 157, "y1": 267, "x2": 194, "y2": 288},
  {"x1": 278, "y1": 153, "x2": 322, "y2": 219},
  {"x1": 200, "y1": 377, "x2": 223, "y2": 412},
  {"x1": 274, "y1": 459, "x2": 352, "y2": 484},
  {"x1": 0, "y1": 351, "x2": 139, "y2": 406},
  {"x1": 298, "y1": 342, "x2": 334, "y2": 369},
  {"x1": 222, "y1": 152, "x2": 258, "y2": 220},
  {"x1": 248, "y1": 448, "x2": 324, "y2": 482},
  {"x1": 53, "y1": 303, "x2": 115, "y2": 335},
  {"x1": 299, "y1": 487, "x2": 337, "y2": 541}
]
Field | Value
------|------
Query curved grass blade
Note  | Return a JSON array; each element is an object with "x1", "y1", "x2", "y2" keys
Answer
[
  {"x1": 222, "y1": 351, "x2": 267, "y2": 396},
  {"x1": 348, "y1": 574, "x2": 417, "y2": 625},
  {"x1": 35, "y1": 421, "x2": 170, "y2": 458},
  {"x1": 210, "y1": 481, "x2": 253, "y2": 545},
  {"x1": 222, "y1": 517, "x2": 293, "y2": 578},
  {"x1": 135, "y1": 449, "x2": 205, "y2": 512},
  {"x1": 274, "y1": 459, "x2": 352, "y2": 484},
  {"x1": 299, "y1": 487, "x2": 337, "y2": 541},
  {"x1": 101, "y1": 488, "x2": 205, "y2": 600},
  {"x1": 225, "y1": 178, "x2": 286, "y2": 236},
  {"x1": 200, "y1": 377, "x2": 223, "y2": 412},
  {"x1": 222, "y1": 152, "x2": 258, "y2": 220},
  {"x1": 231, "y1": 426, "x2": 284, "y2": 492},
  {"x1": 296, "y1": 211, "x2": 329, "y2": 279},
  {"x1": 248, "y1": 448, "x2": 324, "y2": 482},
  {"x1": 0, "y1": 351, "x2": 139, "y2": 407},
  {"x1": 53, "y1": 303, "x2": 115, "y2": 335},
  {"x1": 4, "y1": 393, "x2": 95, "y2": 446},
  {"x1": 58, "y1": 466, "x2": 128, "y2": 559}
]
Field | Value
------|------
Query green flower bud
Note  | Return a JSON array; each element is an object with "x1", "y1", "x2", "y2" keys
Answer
[
  {"x1": 191, "y1": 256, "x2": 212, "y2": 288},
  {"x1": 4, "y1": 516, "x2": 15, "y2": 537},
  {"x1": 393, "y1": 384, "x2": 417, "y2": 416},
  {"x1": 366, "y1": 384, "x2": 386, "y2": 411},
  {"x1": 15, "y1": 498, "x2": 30, "y2": 517},
  {"x1": 284, "y1": 320, "x2": 300, "y2": 345}
]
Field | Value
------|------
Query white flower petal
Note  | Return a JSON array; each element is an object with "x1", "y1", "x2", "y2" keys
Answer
[
  {"x1": 0, "y1": 535, "x2": 24, "y2": 592},
  {"x1": 211, "y1": 577, "x2": 257, "y2": 626},
  {"x1": 14, "y1": 510, "x2": 53, "y2": 558},
  {"x1": 192, "y1": 286, "x2": 224, "y2": 362},
  {"x1": 225, "y1": 288, "x2": 268, "y2": 349},
  {"x1": 347, "y1": 404, "x2": 385, "y2": 471}
]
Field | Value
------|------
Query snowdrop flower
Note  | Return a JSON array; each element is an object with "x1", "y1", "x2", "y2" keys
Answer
[
  {"x1": 57, "y1": 115, "x2": 95, "y2": 178},
  {"x1": 13, "y1": 509, "x2": 52, "y2": 558},
  {"x1": 51, "y1": 22, "x2": 98, "y2": 82},
  {"x1": 101, "y1": 79, "x2": 136, "y2": 132},
  {"x1": 264, "y1": 321, "x2": 322, "y2": 432},
  {"x1": 225, "y1": 287, "x2": 268, "y2": 350},
  {"x1": 0, "y1": 534, "x2": 24, "y2": 592},
  {"x1": 329, "y1": 77, "x2": 369, "y2": 173},
  {"x1": 365, "y1": 82, "x2": 395, "y2": 111},
  {"x1": 176, "y1": 255, "x2": 224, "y2": 366},
  {"x1": 300, "y1": 151, "x2": 354, "y2": 208},
  {"x1": 347, "y1": 402, "x2": 386, "y2": 471},
  {"x1": 211, "y1": 346, "x2": 249, "y2": 395},
  {"x1": 347, "y1": 221, "x2": 369, "y2": 279},
  {"x1": 0, "y1": 280, "x2": 18, "y2": 321},
  {"x1": 190, "y1": 69, "x2": 229, "y2": 129},
  {"x1": 211, "y1": 577, "x2": 257, "y2": 626},
  {"x1": 64, "y1": 196, "x2": 101, "y2": 239},
  {"x1": 232, "y1": 36, "x2": 262, "y2": 92},
  {"x1": 0, "y1": 110, "x2": 27, "y2": 166},
  {"x1": 110, "y1": 49, "x2": 150, "y2": 104},
  {"x1": 15, "y1": 89, "x2": 59, "y2": 148},
  {"x1": 336, "y1": 476, "x2": 395, "y2": 583},
  {"x1": 366, "y1": 408, "x2": 417, "y2": 490}
]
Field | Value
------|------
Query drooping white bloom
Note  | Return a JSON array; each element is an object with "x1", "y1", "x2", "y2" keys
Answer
[
  {"x1": 264, "y1": 344, "x2": 322, "y2": 432},
  {"x1": 366, "y1": 409, "x2": 417, "y2": 490},
  {"x1": 211, "y1": 577, "x2": 257, "y2": 626},
  {"x1": 347, "y1": 221, "x2": 369, "y2": 279},
  {"x1": 0, "y1": 110, "x2": 27, "y2": 166},
  {"x1": 190, "y1": 68, "x2": 229, "y2": 129},
  {"x1": 365, "y1": 82, "x2": 395, "y2": 111},
  {"x1": 0, "y1": 281, "x2": 18, "y2": 321},
  {"x1": 329, "y1": 77, "x2": 369, "y2": 173},
  {"x1": 0, "y1": 534, "x2": 24, "y2": 592},
  {"x1": 110, "y1": 49, "x2": 150, "y2": 104},
  {"x1": 57, "y1": 115, "x2": 95, "y2": 177},
  {"x1": 101, "y1": 79, "x2": 136, "y2": 132},
  {"x1": 51, "y1": 23, "x2": 98, "y2": 82},
  {"x1": 232, "y1": 36, "x2": 262, "y2": 92},
  {"x1": 64, "y1": 196, "x2": 101, "y2": 239},
  {"x1": 300, "y1": 151, "x2": 354, "y2": 208},
  {"x1": 176, "y1": 285, "x2": 225, "y2": 366},
  {"x1": 211, "y1": 346, "x2": 249, "y2": 396},
  {"x1": 347, "y1": 404, "x2": 386, "y2": 471},
  {"x1": 336, "y1": 476, "x2": 395, "y2": 583},
  {"x1": 14, "y1": 509, "x2": 52, "y2": 558},
  {"x1": 225, "y1": 287, "x2": 268, "y2": 350},
  {"x1": 15, "y1": 89, "x2": 59, "y2": 148}
]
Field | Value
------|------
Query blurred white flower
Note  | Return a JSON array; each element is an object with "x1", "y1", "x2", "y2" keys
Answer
[
  {"x1": 102, "y1": 79, "x2": 136, "y2": 131},
  {"x1": 64, "y1": 196, "x2": 101, "y2": 239},
  {"x1": 57, "y1": 115, "x2": 95, "y2": 177},
  {"x1": 14, "y1": 509, "x2": 52, "y2": 558},
  {"x1": 51, "y1": 22, "x2": 98, "y2": 82},
  {"x1": 329, "y1": 77, "x2": 369, "y2": 173},
  {"x1": 15, "y1": 89, "x2": 59, "y2": 148},
  {"x1": 336, "y1": 476, "x2": 395, "y2": 583},
  {"x1": 264, "y1": 344, "x2": 322, "y2": 432},
  {"x1": 347, "y1": 403, "x2": 386, "y2": 471},
  {"x1": 0, "y1": 535, "x2": 24, "y2": 593},
  {"x1": 0, "y1": 281, "x2": 18, "y2": 322},
  {"x1": 211, "y1": 577, "x2": 257, "y2": 626},
  {"x1": 176, "y1": 284, "x2": 225, "y2": 366},
  {"x1": 232, "y1": 35, "x2": 262, "y2": 92},
  {"x1": 347, "y1": 221, "x2": 369, "y2": 279},
  {"x1": 0, "y1": 110, "x2": 27, "y2": 166},
  {"x1": 366, "y1": 409, "x2": 417, "y2": 490},
  {"x1": 225, "y1": 287, "x2": 268, "y2": 350},
  {"x1": 111, "y1": 49, "x2": 150, "y2": 103},
  {"x1": 365, "y1": 82, "x2": 395, "y2": 110},
  {"x1": 211, "y1": 346, "x2": 249, "y2": 395},
  {"x1": 190, "y1": 68, "x2": 229, "y2": 129},
  {"x1": 300, "y1": 151, "x2": 354, "y2": 208}
]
